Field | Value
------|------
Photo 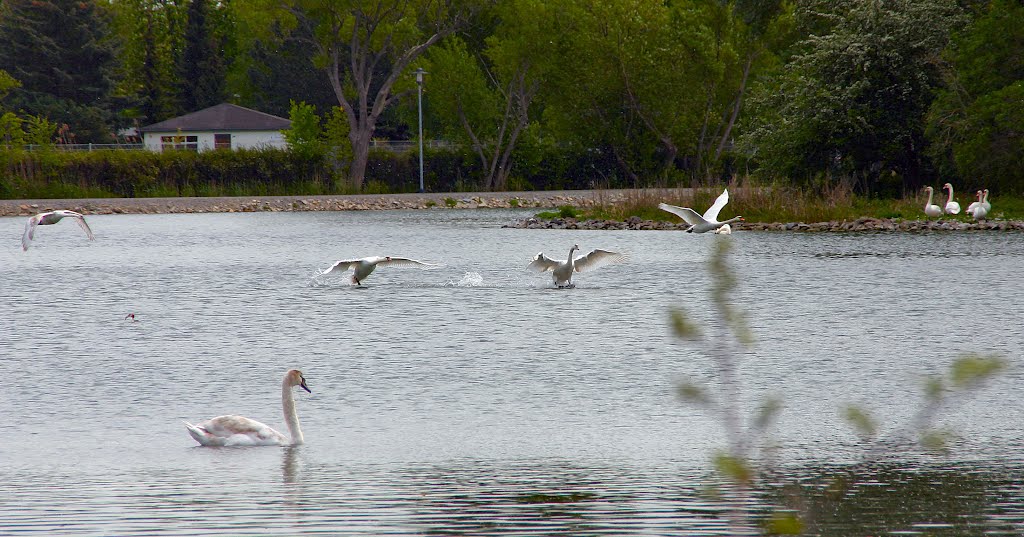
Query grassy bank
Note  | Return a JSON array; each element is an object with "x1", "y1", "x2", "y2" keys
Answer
[{"x1": 570, "y1": 184, "x2": 1024, "y2": 223}]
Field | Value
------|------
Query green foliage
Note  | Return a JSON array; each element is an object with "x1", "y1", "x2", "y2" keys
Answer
[
  {"x1": 178, "y1": 0, "x2": 227, "y2": 113},
  {"x1": 444, "y1": 197, "x2": 457, "y2": 207},
  {"x1": 926, "y1": 0, "x2": 1024, "y2": 194},
  {"x1": 842, "y1": 405, "x2": 878, "y2": 440},
  {"x1": 950, "y1": 354, "x2": 1006, "y2": 388},
  {"x1": 0, "y1": 0, "x2": 120, "y2": 142},
  {"x1": 283, "y1": 100, "x2": 324, "y2": 157},
  {"x1": 713, "y1": 452, "x2": 753, "y2": 486},
  {"x1": 742, "y1": 0, "x2": 964, "y2": 192}
]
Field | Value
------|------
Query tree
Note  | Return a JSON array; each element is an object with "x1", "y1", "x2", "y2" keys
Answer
[
  {"x1": 277, "y1": 0, "x2": 473, "y2": 189},
  {"x1": 693, "y1": 0, "x2": 794, "y2": 180},
  {"x1": 542, "y1": 0, "x2": 719, "y2": 184},
  {"x1": 926, "y1": 0, "x2": 1024, "y2": 194},
  {"x1": 177, "y1": 0, "x2": 227, "y2": 113},
  {"x1": 427, "y1": 0, "x2": 554, "y2": 190},
  {"x1": 741, "y1": 0, "x2": 964, "y2": 193},
  {"x1": 0, "y1": 0, "x2": 121, "y2": 142}
]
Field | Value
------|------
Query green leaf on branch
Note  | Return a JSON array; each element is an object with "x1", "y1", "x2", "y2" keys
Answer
[
  {"x1": 669, "y1": 308, "x2": 703, "y2": 340},
  {"x1": 713, "y1": 452, "x2": 753, "y2": 485},
  {"x1": 950, "y1": 354, "x2": 1006, "y2": 388},
  {"x1": 842, "y1": 405, "x2": 877, "y2": 439}
]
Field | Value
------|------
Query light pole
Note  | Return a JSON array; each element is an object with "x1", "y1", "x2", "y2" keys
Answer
[{"x1": 415, "y1": 68, "x2": 427, "y2": 193}]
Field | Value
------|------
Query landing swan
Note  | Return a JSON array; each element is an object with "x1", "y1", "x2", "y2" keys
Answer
[
  {"x1": 658, "y1": 189, "x2": 744, "y2": 233},
  {"x1": 185, "y1": 369, "x2": 310, "y2": 447},
  {"x1": 942, "y1": 183, "x2": 961, "y2": 215},
  {"x1": 22, "y1": 210, "x2": 94, "y2": 251},
  {"x1": 528, "y1": 244, "x2": 626, "y2": 288},
  {"x1": 922, "y1": 187, "x2": 943, "y2": 218},
  {"x1": 320, "y1": 256, "x2": 439, "y2": 285}
]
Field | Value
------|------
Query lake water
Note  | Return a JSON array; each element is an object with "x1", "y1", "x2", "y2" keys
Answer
[{"x1": 1, "y1": 209, "x2": 1023, "y2": 536}]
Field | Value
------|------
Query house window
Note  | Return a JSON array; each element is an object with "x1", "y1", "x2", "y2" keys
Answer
[
  {"x1": 214, "y1": 133, "x2": 231, "y2": 150},
  {"x1": 160, "y1": 135, "x2": 198, "y2": 152}
]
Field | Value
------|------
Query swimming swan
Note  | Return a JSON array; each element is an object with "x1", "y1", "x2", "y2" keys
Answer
[
  {"x1": 22, "y1": 210, "x2": 95, "y2": 251},
  {"x1": 528, "y1": 244, "x2": 626, "y2": 288},
  {"x1": 942, "y1": 183, "x2": 961, "y2": 215},
  {"x1": 185, "y1": 369, "x2": 310, "y2": 447},
  {"x1": 658, "y1": 189, "x2": 744, "y2": 233},
  {"x1": 320, "y1": 256, "x2": 439, "y2": 285},
  {"x1": 922, "y1": 187, "x2": 943, "y2": 218}
]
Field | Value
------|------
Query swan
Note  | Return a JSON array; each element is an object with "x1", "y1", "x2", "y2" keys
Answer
[
  {"x1": 970, "y1": 203, "x2": 988, "y2": 221},
  {"x1": 714, "y1": 224, "x2": 732, "y2": 235},
  {"x1": 658, "y1": 188, "x2": 744, "y2": 233},
  {"x1": 320, "y1": 256, "x2": 439, "y2": 285},
  {"x1": 967, "y1": 190, "x2": 982, "y2": 215},
  {"x1": 942, "y1": 183, "x2": 961, "y2": 215},
  {"x1": 981, "y1": 189, "x2": 991, "y2": 212},
  {"x1": 922, "y1": 187, "x2": 943, "y2": 218},
  {"x1": 527, "y1": 244, "x2": 626, "y2": 288},
  {"x1": 185, "y1": 369, "x2": 310, "y2": 447},
  {"x1": 22, "y1": 210, "x2": 94, "y2": 251}
]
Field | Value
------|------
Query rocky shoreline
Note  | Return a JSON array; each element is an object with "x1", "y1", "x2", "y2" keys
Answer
[
  {"x1": 504, "y1": 215, "x2": 1024, "y2": 232},
  {"x1": 0, "y1": 190, "x2": 621, "y2": 217},
  {"x1": 3, "y1": 191, "x2": 1022, "y2": 232}
]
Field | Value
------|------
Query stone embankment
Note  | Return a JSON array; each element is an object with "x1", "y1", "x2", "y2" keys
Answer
[
  {"x1": 504, "y1": 215, "x2": 1024, "y2": 232},
  {"x1": 0, "y1": 191, "x2": 611, "y2": 217}
]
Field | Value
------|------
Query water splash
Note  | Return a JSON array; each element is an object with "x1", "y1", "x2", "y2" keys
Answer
[{"x1": 443, "y1": 272, "x2": 484, "y2": 287}]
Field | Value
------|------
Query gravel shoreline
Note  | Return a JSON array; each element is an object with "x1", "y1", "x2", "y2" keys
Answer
[{"x1": 3, "y1": 190, "x2": 1021, "y2": 231}]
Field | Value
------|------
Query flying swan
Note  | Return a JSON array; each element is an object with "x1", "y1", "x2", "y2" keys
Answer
[
  {"x1": 922, "y1": 186, "x2": 943, "y2": 218},
  {"x1": 23, "y1": 210, "x2": 95, "y2": 251},
  {"x1": 320, "y1": 256, "x2": 439, "y2": 285},
  {"x1": 658, "y1": 189, "x2": 744, "y2": 233},
  {"x1": 528, "y1": 244, "x2": 626, "y2": 288},
  {"x1": 185, "y1": 369, "x2": 311, "y2": 447}
]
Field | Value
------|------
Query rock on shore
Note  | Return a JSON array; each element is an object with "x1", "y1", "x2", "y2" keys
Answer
[
  {"x1": 0, "y1": 192, "x2": 609, "y2": 217},
  {"x1": 503, "y1": 215, "x2": 1024, "y2": 232}
]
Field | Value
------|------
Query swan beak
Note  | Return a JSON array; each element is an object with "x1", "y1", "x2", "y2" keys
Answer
[{"x1": 300, "y1": 379, "x2": 311, "y2": 393}]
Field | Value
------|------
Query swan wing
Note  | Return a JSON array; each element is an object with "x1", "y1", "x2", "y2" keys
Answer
[
  {"x1": 573, "y1": 249, "x2": 627, "y2": 273},
  {"x1": 658, "y1": 203, "x2": 706, "y2": 226},
  {"x1": 321, "y1": 259, "x2": 361, "y2": 276},
  {"x1": 22, "y1": 215, "x2": 40, "y2": 251},
  {"x1": 72, "y1": 213, "x2": 95, "y2": 240},
  {"x1": 527, "y1": 252, "x2": 561, "y2": 273},
  {"x1": 376, "y1": 256, "x2": 440, "y2": 269},
  {"x1": 702, "y1": 189, "x2": 730, "y2": 222},
  {"x1": 186, "y1": 415, "x2": 286, "y2": 446}
]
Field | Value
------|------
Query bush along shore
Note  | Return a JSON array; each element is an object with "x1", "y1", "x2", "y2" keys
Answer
[{"x1": 503, "y1": 215, "x2": 1024, "y2": 232}]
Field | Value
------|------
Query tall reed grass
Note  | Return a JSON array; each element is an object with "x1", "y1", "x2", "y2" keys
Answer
[{"x1": 588, "y1": 179, "x2": 1022, "y2": 223}]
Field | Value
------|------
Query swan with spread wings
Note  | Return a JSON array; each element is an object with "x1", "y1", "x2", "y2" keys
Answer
[{"x1": 527, "y1": 244, "x2": 626, "y2": 288}]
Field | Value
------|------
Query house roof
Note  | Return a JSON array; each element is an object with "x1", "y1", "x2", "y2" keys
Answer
[{"x1": 139, "y1": 103, "x2": 291, "y2": 133}]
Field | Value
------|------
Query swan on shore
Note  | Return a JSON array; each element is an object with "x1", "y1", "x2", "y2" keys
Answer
[
  {"x1": 185, "y1": 369, "x2": 310, "y2": 447},
  {"x1": 320, "y1": 256, "x2": 439, "y2": 285},
  {"x1": 528, "y1": 244, "x2": 626, "y2": 288},
  {"x1": 658, "y1": 189, "x2": 744, "y2": 233},
  {"x1": 942, "y1": 183, "x2": 961, "y2": 215},
  {"x1": 981, "y1": 189, "x2": 992, "y2": 213},
  {"x1": 22, "y1": 210, "x2": 94, "y2": 251},
  {"x1": 923, "y1": 187, "x2": 943, "y2": 218},
  {"x1": 967, "y1": 190, "x2": 982, "y2": 215}
]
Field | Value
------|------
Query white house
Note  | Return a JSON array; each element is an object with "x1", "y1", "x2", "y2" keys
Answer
[{"x1": 139, "y1": 103, "x2": 291, "y2": 153}]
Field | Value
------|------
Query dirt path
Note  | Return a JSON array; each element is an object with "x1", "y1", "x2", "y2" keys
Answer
[{"x1": 0, "y1": 188, "x2": 669, "y2": 216}]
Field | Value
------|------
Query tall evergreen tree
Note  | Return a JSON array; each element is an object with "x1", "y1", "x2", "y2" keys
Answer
[
  {"x1": 0, "y1": 0, "x2": 120, "y2": 142},
  {"x1": 177, "y1": 0, "x2": 226, "y2": 113}
]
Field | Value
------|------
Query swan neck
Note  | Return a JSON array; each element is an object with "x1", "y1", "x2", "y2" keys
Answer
[
  {"x1": 946, "y1": 187, "x2": 954, "y2": 203},
  {"x1": 282, "y1": 380, "x2": 304, "y2": 445},
  {"x1": 925, "y1": 188, "x2": 934, "y2": 207}
]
